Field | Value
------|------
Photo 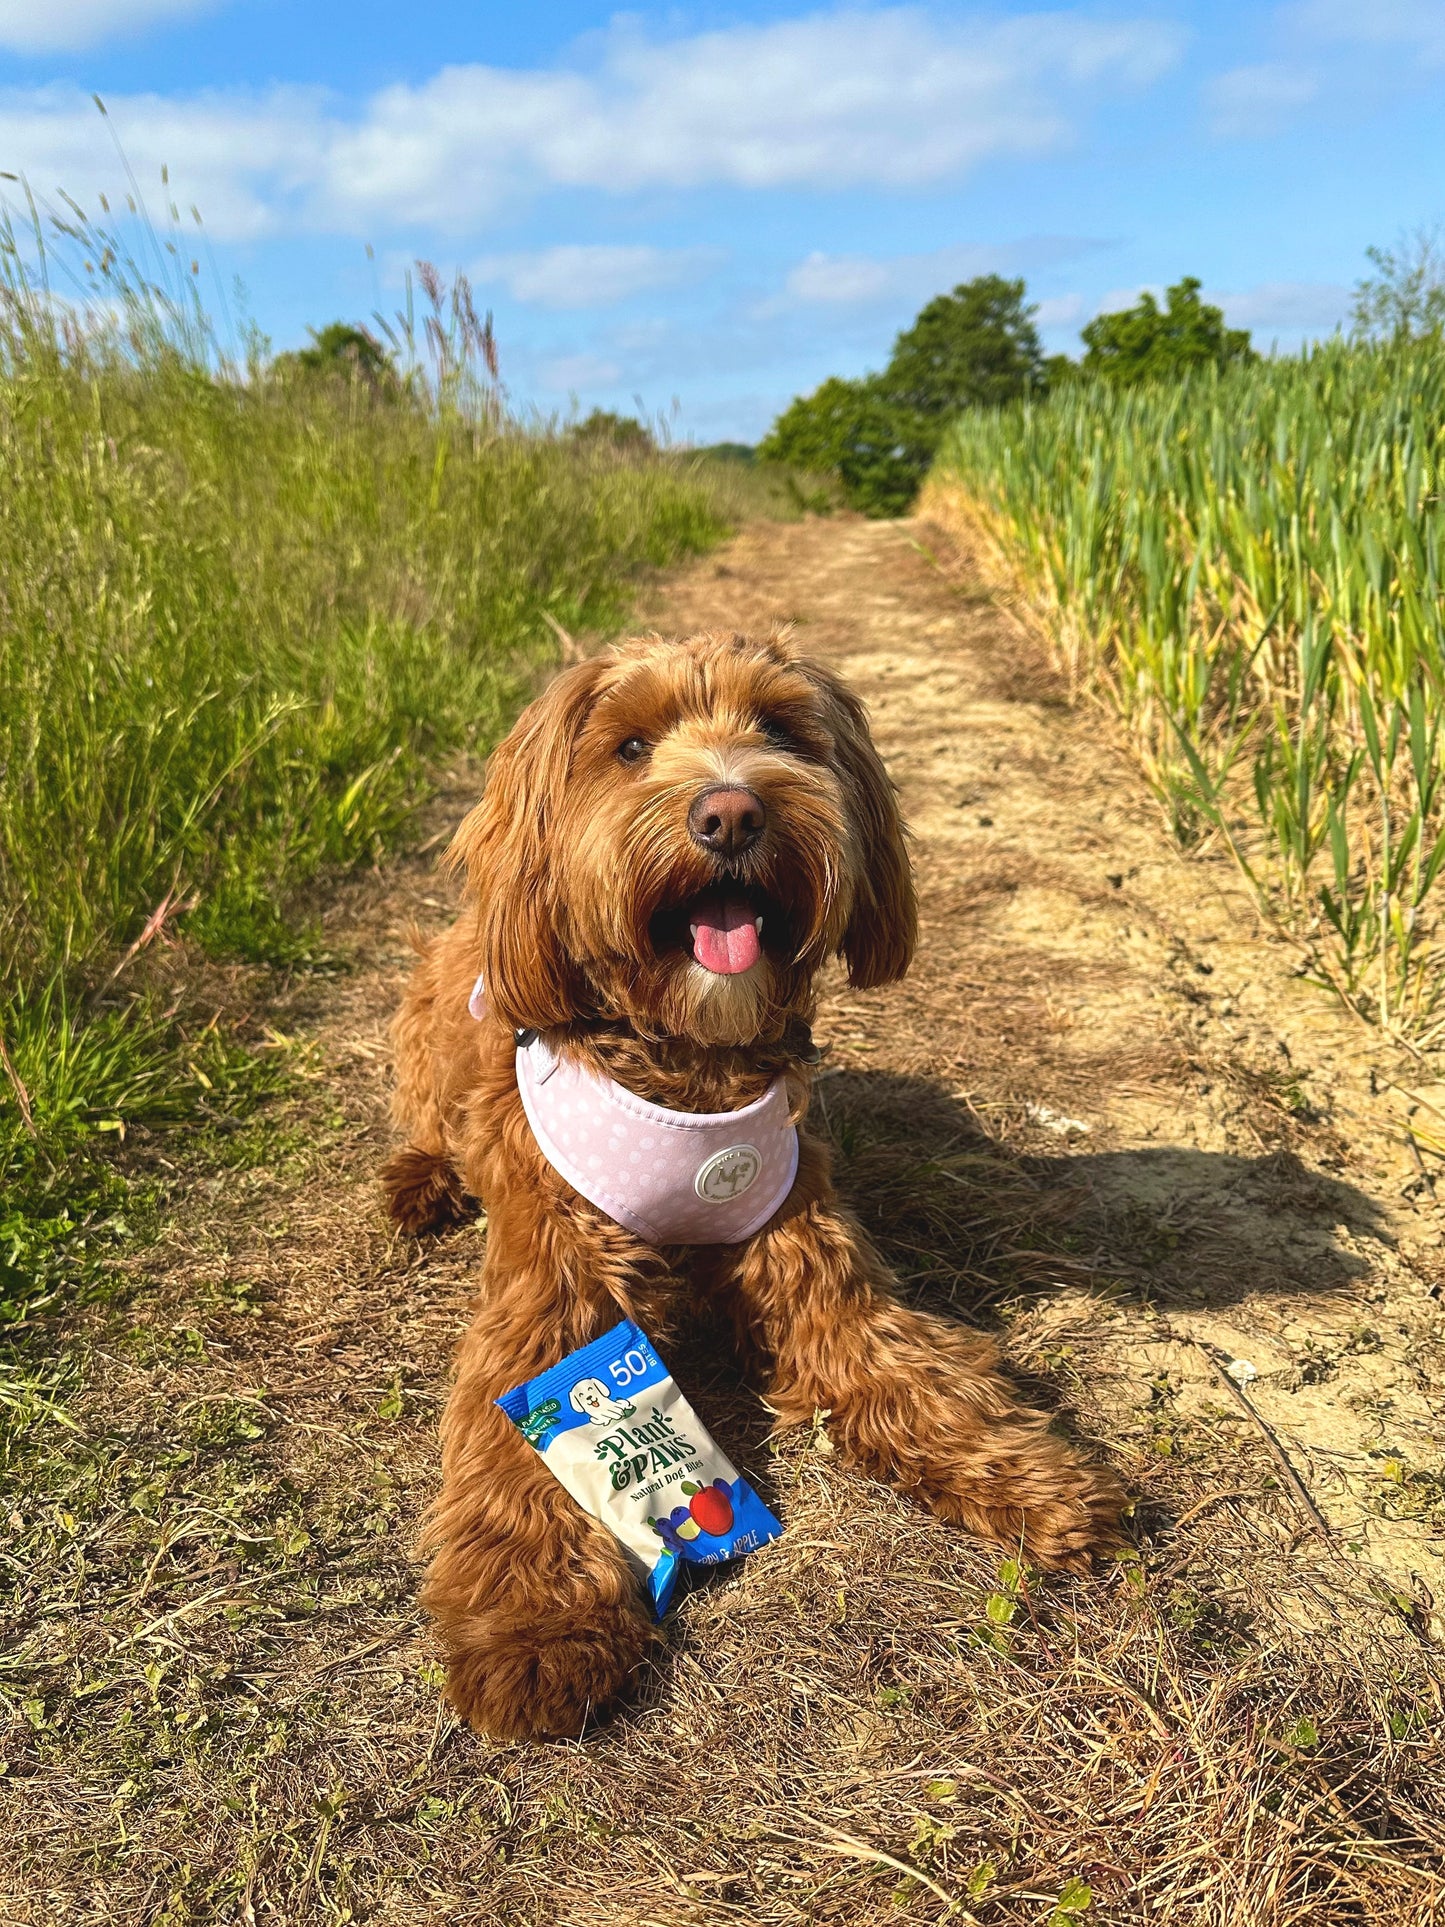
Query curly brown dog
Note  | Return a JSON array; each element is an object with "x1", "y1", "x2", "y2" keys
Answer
[{"x1": 382, "y1": 628, "x2": 1124, "y2": 1740}]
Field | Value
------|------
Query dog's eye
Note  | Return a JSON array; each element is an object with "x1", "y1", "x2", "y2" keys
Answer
[
  {"x1": 616, "y1": 736, "x2": 651, "y2": 764},
  {"x1": 758, "y1": 718, "x2": 794, "y2": 752}
]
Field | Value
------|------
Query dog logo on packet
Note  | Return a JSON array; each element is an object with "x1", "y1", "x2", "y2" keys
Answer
[
  {"x1": 495, "y1": 1318, "x2": 782, "y2": 1615},
  {"x1": 569, "y1": 1377, "x2": 636, "y2": 1424},
  {"x1": 694, "y1": 1143, "x2": 762, "y2": 1203}
]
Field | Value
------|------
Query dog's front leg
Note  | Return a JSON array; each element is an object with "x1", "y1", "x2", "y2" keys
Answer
[
  {"x1": 421, "y1": 1215, "x2": 670, "y2": 1740},
  {"x1": 729, "y1": 1162, "x2": 1125, "y2": 1572}
]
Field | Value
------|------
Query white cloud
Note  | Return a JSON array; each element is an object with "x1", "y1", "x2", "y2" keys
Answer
[
  {"x1": 316, "y1": 11, "x2": 1182, "y2": 224},
  {"x1": 784, "y1": 252, "x2": 894, "y2": 305},
  {"x1": 1205, "y1": 63, "x2": 1318, "y2": 138},
  {"x1": 540, "y1": 352, "x2": 624, "y2": 394},
  {"x1": 1079, "y1": 281, "x2": 1347, "y2": 335},
  {"x1": 1069, "y1": 281, "x2": 1346, "y2": 341},
  {"x1": 775, "y1": 236, "x2": 1107, "y2": 311},
  {"x1": 0, "y1": 0, "x2": 214, "y2": 53},
  {"x1": 1215, "y1": 280, "x2": 1349, "y2": 332},
  {"x1": 1287, "y1": 0, "x2": 1445, "y2": 62},
  {"x1": 0, "y1": 85, "x2": 326, "y2": 240},
  {"x1": 1033, "y1": 292, "x2": 1085, "y2": 328},
  {"x1": 471, "y1": 244, "x2": 715, "y2": 310},
  {"x1": 0, "y1": 9, "x2": 1186, "y2": 240},
  {"x1": 610, "y1": 316, "x2": 676, "y2": 354}
]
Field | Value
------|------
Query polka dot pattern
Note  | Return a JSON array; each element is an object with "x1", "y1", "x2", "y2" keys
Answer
[{"x1": 515, "y1": 1035, "x2": 799, "y2": 1245}]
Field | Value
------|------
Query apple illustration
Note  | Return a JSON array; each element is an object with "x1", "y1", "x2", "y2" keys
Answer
[{"x1": 683, "y1": 1479, "x2": 734, "y2": 1537}]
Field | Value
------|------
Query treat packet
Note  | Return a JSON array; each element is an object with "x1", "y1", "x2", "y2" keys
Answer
[{"x1": 496, "y1": 1318, "x2": 782, "y2": 1615}]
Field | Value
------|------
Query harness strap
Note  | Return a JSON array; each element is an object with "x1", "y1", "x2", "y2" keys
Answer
[{"x1": 469, "y1": 974, "x2": 798, "y2": 1245}]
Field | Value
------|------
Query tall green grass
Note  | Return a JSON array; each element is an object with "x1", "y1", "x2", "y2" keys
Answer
[
  {"x1": 931, "y1": 337, "x2": 1445, "y2": 1041},
  {"x1": 0, "y1": 203, "x2": 741, "y2": 1324}
]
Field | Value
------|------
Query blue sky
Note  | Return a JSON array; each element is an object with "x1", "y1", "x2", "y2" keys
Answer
[{"x1": 0, "y1": 1, "x2": 1441, "y2": 439}]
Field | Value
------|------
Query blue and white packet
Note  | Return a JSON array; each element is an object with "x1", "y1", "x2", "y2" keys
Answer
[{"x1": 496, "y1": 1319, "x2": 782, "y2": 1615}]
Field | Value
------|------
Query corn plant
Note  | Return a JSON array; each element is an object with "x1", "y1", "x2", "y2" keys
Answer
[{"x1": 932, "y1": 338, "x2": 1445, "y2": 1041}]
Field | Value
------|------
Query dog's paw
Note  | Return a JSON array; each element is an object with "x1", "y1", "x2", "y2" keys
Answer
[
  {"x1": 379, "y1": 1144, "x2": 470, "y2": 1236},
  {"x1": 914, "y1": 1432, "x2": 1128, "y2": 1574},
  {"x1": 1010, "y1": 1455, "x2": 1129, "y2": 1573},
  {"x1": 440, "y1": 1595, "x2": 654, "y2": 1741}
]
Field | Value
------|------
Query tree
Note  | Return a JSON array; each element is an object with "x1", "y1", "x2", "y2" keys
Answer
[
  {"x1": 761, "y1": 276, "x2": 1049, "y2": 515},
  {"x1": 1351, "y1": 225, "x2": 1445, "y2": 342},
  {"x1": 880, "y1": 274, "x2": 1046, "y2": 419},
  {"x1": 271, "y1": 321, "x2": 400, "y2": 394},
  {"x1": 1080, "y1": 277, "x2": 1254, "y2": 384},
  {"x1": 695, "y1": 442, "x2": 755, "y2": 464},
  {"x1": 567, "y1": 409, "x2": 657, "y2": 455},
  {"x1": 759, "y1": 375, "x2": 928, "y2": 517}
]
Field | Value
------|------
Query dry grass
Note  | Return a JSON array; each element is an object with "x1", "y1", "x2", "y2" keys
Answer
[
  {"x1": 6, "y1": 1000, "x2": 1442, "y2": 1926},
  {"x1": 5, "y1": 520, "x2": 1445, "y2": 1927}
]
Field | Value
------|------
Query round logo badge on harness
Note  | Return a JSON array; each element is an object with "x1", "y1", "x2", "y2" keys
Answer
[{"x1": 694, "y1": 1143, "x2": 763, "y2": 1204}]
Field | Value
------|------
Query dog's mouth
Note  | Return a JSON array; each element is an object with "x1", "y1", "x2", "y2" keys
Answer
[{"x1": 651, "y1": 888, "x2": 777, "y2": 976}]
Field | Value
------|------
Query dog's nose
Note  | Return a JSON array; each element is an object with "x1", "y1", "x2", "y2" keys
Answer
[{"x1": 687, "y1": 785, "x2": 766, "y2": 857}]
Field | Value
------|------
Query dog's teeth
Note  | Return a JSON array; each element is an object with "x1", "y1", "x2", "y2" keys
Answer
[{"x1": 753, "y1": 916, "x2": 764, "y2": 934}]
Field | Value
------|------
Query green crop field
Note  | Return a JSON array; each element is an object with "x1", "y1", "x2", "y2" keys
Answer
[
  {"x1": 0, "y1": 212, "x2": 759, "y2": 1343},
  {"x1": 930, "y1": 337, "x2": 1445, "y2": 1043}
]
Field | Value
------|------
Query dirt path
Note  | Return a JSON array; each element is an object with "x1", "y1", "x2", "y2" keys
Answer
[
  {"x1": 664, "y1": 514, "x2": 1445, "y2": 1592},
  {"x1": 9, "y1": 514, "x2": 1444, "y2": 1925}
]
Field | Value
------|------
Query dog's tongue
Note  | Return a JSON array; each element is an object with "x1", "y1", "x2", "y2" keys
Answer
[{"x1": 689, "y1": 894, "x2": 762, "y2": 975}]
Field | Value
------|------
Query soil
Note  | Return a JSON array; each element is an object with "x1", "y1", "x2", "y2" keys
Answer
[{"x1": 7, "y1": 512, "x2": 1444, "y2": 1926}]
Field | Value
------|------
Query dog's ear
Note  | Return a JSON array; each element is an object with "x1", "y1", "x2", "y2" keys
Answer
[
  {"x1": 446, "y1": 655, "x2": 609, "y2": 1030},
  {"x1": 802, "y1": 659, "x2": 917, "y2": 988}
]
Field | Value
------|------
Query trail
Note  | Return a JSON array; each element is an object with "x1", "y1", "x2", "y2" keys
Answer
[
  {"x1": 658, "y1": 513, "x2": 1445, "y2": 1587},
  {"x1": 11, "y1": 512, "x2": 1445, "y2": 1926}
]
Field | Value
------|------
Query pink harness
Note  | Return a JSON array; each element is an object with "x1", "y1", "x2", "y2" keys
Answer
[{"x1": 469, "y1": 975, "x2": 798, "y2": 1245}]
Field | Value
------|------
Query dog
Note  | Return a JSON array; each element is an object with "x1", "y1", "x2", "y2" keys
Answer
[{"x1": 382, "y1": 628, "x2": 1124, "y2": 1740}]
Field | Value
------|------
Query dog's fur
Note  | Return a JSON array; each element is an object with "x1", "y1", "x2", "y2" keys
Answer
[{"x1": 383, "y1": 630, "x2": 1124, "y2": 1740}]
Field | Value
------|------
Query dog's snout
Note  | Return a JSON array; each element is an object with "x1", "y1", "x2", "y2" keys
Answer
[{"x1": 687, "y1": 785, "x2": 766, "y2": 857}]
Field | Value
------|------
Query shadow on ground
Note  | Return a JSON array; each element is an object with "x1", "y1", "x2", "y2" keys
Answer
[
  {"x1": 816, "y1": 1067, "x2": 1387, "y2": 1317},
  {"x1": 597, "y1": 1066, "x2": 1396, "y2": 1731},
  {"x1": 662, "y1": 1064, "x2": 1387, "y2": 1543}
]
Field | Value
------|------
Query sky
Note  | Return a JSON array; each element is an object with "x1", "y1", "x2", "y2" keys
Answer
[{"x1": 0, "y1": 1, "x2": 1441, "y2": 441}]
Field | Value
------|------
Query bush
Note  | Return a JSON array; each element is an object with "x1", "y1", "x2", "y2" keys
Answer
[
  {"x1": 1351, "y1": 225, "x2": 1445, "y2": 343},
  {"x1": 762, "y1": 276, "x2": 1045, "y2": 515},
  {"x1": 1079, "y1": 277, "x2": 1255, "y2": 385},
  {"x1": 694, "y1": 441, "x2": 756, "y2": 464},
  {"x1": 270, "y1": 321, "x2": 403, "y2": 396},
  {"x1": 567, "y1": 409, "x2": 657, "y2": 455},
  {"x1": 883, "y1": 273, "x2": 1046, "y2": 416},
  {"x1": 759, "y1": 376, "x2": 928, "y2": 517}
]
